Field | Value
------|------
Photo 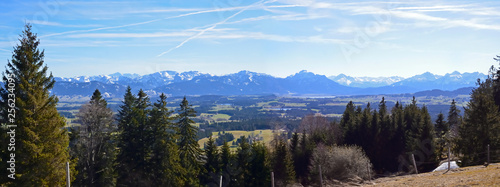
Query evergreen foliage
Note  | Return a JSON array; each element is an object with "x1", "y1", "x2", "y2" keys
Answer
[
  {"x1": 177, "y1": 96, "x2": 203, "y2": 186},
  {"x1": 448, "y1": 99, "x2": 461, "y2": 137},
  {"x1": 116, "y1": 88, "x2": 152, "y2": 186},
  {"x1": 271, "y1": 134, "x2": 295, "y2": 186},
  {"x1": 248, "y1": 142, "x2": 271, "y2": 187},
  {"x1": 202, "y1": 136, "x2": 220, "y2": 186},
  {"x1": 219, "y1": 140, "x2": 234, "y2": 186},
  {"x1": 148, "y1": 93, "x2": 186, "y2": 186},
  {"x1": 434, "y1": 113, "x2": 449, "y2": 160},
  {"x1": 456, "y1": 66, "x2": 500, "y2": 166},
  {"x1": 0, "y1": 24, "x2": 72, "y2": 186},
  {"x1": 339, "y1": 97, "x2": 438, "y2": 173},
  {"x1": 235, "y1": 136, "x2": 252, "y2": 186}
]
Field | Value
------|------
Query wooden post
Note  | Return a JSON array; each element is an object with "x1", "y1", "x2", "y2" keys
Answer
[
  {"x1": 66, "y1": 162, "x2": 70, "y2": 187},
  {"x1": 487, "y1": 144, "x2": 490, "y2": 167},
  {"x1": 220, "y1": 175, "x2": 222, "y2": 187},
  {"x1": 411, "y1": 153, "x2": 418, "y2": 174},
  {"x1": 448, "y1": 143, "x2": 451, "y2": 171},
  {"x1": 319, "y1": 165, "x2": 323, "y2": 187},
  {"x1": 271, "y1": 172, "x2": 274, "y2": 187},
  {"x1": 367, "y1": 161, "x2": 371, "y2": 181}
]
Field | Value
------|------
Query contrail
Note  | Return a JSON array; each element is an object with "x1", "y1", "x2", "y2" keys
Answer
[
  {"x1": 157, "y1": 0, "x2": 274, "y2": 57},
  {"x1": 40, "y1": 6, "x2": 250, "y2": 38}
]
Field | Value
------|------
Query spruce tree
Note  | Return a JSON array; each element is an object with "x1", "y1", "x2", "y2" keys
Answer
[
  {"x1": 148, "y1": 93, "x2": 185, "y2": 186},
  {"x1": 72, "y1": 89, "x2": 115, "y2": 186},
  {"x1": 297, "y1": 130, "x2": 313, "y2": 185},
  {"x1": 0, "y1": 24, "x2": 71, "y2": 186},
  {"x1": 116, "y1": 88, "x2": 153, "y2": 186},
  {"x1": 202, "y1": 136, "x2": 220, "y2": 185},
  {"x1": 219, "y1": 140, "x2": 233, "y2": 185},
  {"x1": 272, "y1": 134, "x2": 295, "y2": 186},
  {"x1": 290, "y1": 132, "x2": 300, "y2": 179},
  {"x1": 418, "y1": 106, "x2": 438, "y2": 171},
  {"x1": 493, "y1": 56, "x2": 500, "y2": 110},
  {"x1": 236, "y1": 136, "x2": 252, "y2": 186},
  {"x1": 340, "y1": 101, "x2": 357, "y2": 145},
  {"x1": 448, "y1": 99, "x2": 461, "y2": 137},
  {"x1": 248, "y1": 142, "x2": 271, "y2": 187},
  {"x1": 390, "y1": 101, "x2": 406, "y2": 172},
  {"x1": 435, "y1": 113, "x2": 448, "y2": 160},
  {"x1": 456, "y1": 71, "x2": 500, "y2": 166},
  {"x1": 177, "y1": 96, "x2": 202, "y2": 186}
]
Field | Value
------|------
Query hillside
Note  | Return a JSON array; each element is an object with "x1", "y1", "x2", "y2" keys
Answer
[{"x1": 367, "y1": 163, "x2": 500, "y2": 187}]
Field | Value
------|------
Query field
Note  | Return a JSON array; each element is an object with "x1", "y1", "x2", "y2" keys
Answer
[
  {"x1": 367, "y1": 163, "x2": 500, "y2": 186},
  {"x1": 59, "y1": 94, "x2": 470, "y2": 134},
  {"x1": 198, "y1": 129, "x2": 276, "y2": 149}
]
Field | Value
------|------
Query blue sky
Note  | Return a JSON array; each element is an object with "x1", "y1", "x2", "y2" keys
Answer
[{"x1": 1, "y1": 0, "x2": 500, "y2": 78}]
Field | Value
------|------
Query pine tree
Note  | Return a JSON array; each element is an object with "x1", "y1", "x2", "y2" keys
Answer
[
  {"x1": 417, "y1": 106, "x2": 438, "y2": 171},
  {"x1": 248, "y1": 142, "x2": 271, "y2": 187},
  {"x1": 340, "y1": 101, "x2": 357, "y2": 145},
  {"x1": 448, "y1": 99, "x2": 461, "y2": 137},
  {"x1": 389, "y1": 101, "x2": 406, "y2": 172},
  {"x1": 403, "y1": 97, "x2": 421, "y2": 153},
  {"x1": 235, "y1": 136, "x2": 252, "y2": 186},
  {"x1": 202, "y1": 136, "x2": 220, "y2": 186},
  {"x1": 177, "y1": 96, "x2": 202, "y2": 186},
  {"x1": 456, "y1": 71, "x2": 500, "y2": 166},
  {"x1": 116, "y1": 88, "x2": 153, "y2": 186},
  {"x1": 72, "y1": 89, "x2": 116, "y2": 186},
  {"x1": 219, "y1": 140, "x2": 234, "y2": 185},
  {"x1": 297, "y1": 130, "x2": 313, "y2": 185},
  {"x1": 272, "y1": 134, "x2": 295, "y2": 186},
  {"x1": 435, "y1": 113, "x2": 448, "y2": 160},
  {"x1": 148, "y1": 93, "x2": 185, "y2": 186},
  {"x1": 492, "y1": 56, "x2": 500, "y2": 110},
  {"x1": 0, "y1": 24, "x2": 72, "y2": 186},
  {"x1": 290, "y1": 132, "x2": 300, "y2": 179}
]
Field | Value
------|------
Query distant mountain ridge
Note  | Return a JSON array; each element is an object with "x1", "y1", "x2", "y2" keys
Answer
[
  {"x1": 328, "y1": 74, "x2": 405, "y2": 88},
  {"x1": 51, "y1": 70, "x2": 486, "y2": 97}
]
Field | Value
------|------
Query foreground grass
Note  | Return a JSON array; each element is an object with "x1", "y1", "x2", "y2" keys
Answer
[{"x1": 368, "y1": 163, "x2": 500, "y2": 187}]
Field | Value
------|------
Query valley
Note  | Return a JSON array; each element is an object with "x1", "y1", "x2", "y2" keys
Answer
[{"x1": 59, "y1": 91, "x2": 471, "y2": 149}]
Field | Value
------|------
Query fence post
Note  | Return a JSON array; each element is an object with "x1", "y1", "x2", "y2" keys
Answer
[
  {"x1": 319, "y1": 165, "x2": 323, "y2": 187},
  {"x1": 411, "y1": 153, "x2": 418, "y2": 174},
  {"x1": 66, "y1": 162, "x2": 70, "y2": 187},
  {"x1": 220, "y1": 175, "x2": 222, "y2": 187},
  {"x1": 367, "y1": 161, "x2": 371, "y2": 181},
  {"x1": 448, "y1": 143, "x2": 451, "y2": 171},
  {"x1": 487, "y1": 144, "x2": 490, "y2": 167},
  {"x1": 271, "y1": 171, "x2": 274, "y2": 187}
]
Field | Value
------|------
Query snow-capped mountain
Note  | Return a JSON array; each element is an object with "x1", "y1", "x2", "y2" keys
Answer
[
  {"x1": 51, "y1": 70, "x2": 486, "y2": 97},
  {"x1": 328, "y1": 74, "x2": 404, "y2": 88},
  {"x1": 390, "y1": 71, "x2": 485, "y2": 91}
]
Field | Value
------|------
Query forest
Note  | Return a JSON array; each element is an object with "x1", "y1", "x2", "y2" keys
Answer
[{"x1": 1, "y1": 24, "x2": 500, "y2": 187}]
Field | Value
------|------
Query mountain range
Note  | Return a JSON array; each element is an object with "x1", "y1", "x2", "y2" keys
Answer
[{"x1": 51, "y1": 70, "x2": 486, "y2": 98}]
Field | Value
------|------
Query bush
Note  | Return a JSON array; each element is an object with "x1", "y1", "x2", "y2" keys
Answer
[{"x1": 310, "y1": 144, "x2": 373, "y2": 182}]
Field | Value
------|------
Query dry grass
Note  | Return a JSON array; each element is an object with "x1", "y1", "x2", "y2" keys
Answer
[{"x1": 365, "y1": 163, "x2": 500, "y2": 187}]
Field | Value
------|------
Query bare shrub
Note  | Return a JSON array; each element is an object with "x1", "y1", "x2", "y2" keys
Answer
[
  {"x1": 310, "y1": 144, "x2": 373, "y2": 182},
  {"x1": 299, "y1": 114, "x2": 342, "y2": 146}
]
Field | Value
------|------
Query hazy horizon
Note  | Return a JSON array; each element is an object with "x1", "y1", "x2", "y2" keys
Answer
[{"x1": 54, "y1": 69, "x2": 486, "y2": 79}]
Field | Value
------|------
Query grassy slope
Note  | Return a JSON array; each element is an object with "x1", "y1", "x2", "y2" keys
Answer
[{"x1": 368, "y1": 163, "x2": 500, "y2": 187}]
